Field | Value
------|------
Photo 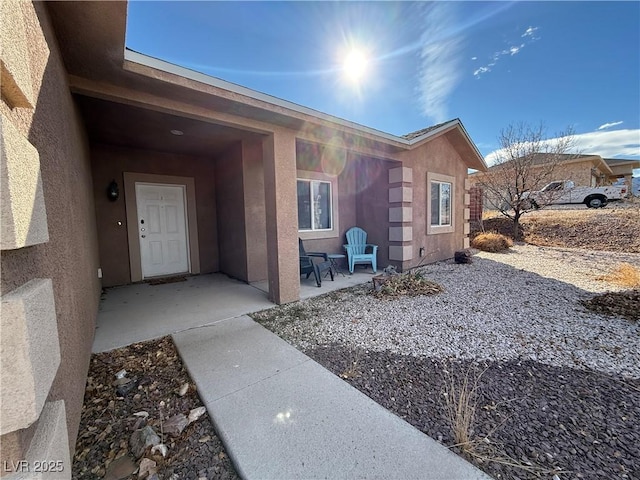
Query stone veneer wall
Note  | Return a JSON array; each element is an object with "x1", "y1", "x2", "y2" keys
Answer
[{"x1": 1, "y1": 1, "x2": 100, "y2": 476}]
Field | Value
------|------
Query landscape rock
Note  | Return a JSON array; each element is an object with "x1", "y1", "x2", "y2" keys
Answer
[
  {"x1": 130, "y1": 426, "x2": 161, "y2": 458},
  {"x1": 104, "y1": 455, "x2": 136, "y2": 480},
  {"x1": 178, "y1": 382, "x2": 190, "y2": 396},
  {"x1": 164, "y1": 413, "x2": 188, "y2": 435},
  {"x1": 73, "y1": 337, "x2": 239, "y2": 479},
  {"x1": 116, "y1": 376, "x2": 139, "y2": 397},
  {"x1": 454, "y1": 249, "x2": 473, "y2": 264},
  {"x1": 138, "y1": 457, "x2": 157, "y2": 479},
  {"x1": 151, "y1": 443, "x2": 168, "y2": 457},
  {"x1": 188, "y1": 406, "x2": 207, "y2": 425}
]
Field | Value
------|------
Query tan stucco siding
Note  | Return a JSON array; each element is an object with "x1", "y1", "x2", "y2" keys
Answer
[
  {"x1": 355, "y1": 156, "x2": 398, "y2": 269},
  {"x1": 0, "y1": 0, "x2": 100, "y2": 465},
  {"x1": 215, "y1": 142, "x2": 248, "y2": 281},
  {"x1": 242, "y1": 140, "x2": 269, "y2": 283},
  {"x1": 402, "y1": 135, "x2": 468, "y2": 265},
  {"x1": 91, "y1": 145, "x2": 218, "y2": 286},
  {"x1": 295, "y1": 144, "x2": 358, "y2": 260}
]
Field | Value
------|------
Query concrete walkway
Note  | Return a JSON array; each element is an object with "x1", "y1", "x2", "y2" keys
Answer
[{"x1": 173, "y1": 316, "x2": 490, "y2": 480}]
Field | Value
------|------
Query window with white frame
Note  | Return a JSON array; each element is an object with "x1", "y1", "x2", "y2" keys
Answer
[
  {"x1": 430, "y1": 181, "x2": 452, "y2": 226},
  {"x1": 297, "y1": 179, "x2": 332, "y2": 231},
  {"x1": 427, "y1": 172, "x2": 455, "y2": 234}
]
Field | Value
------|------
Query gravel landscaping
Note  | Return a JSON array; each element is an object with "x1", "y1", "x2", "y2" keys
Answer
[
  {"x1": 73, "y1": 337, "x2": 239, "y2": 480},
  {"x1": 253, "y1": 244, "x2": 640, "y2": 479}
]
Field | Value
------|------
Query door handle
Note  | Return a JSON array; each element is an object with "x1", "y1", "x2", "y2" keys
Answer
[{"x1": 141, "y1": 235, "x2": 146, "y2": 238}]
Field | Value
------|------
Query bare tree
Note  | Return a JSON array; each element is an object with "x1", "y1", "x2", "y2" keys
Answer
[{"x1": 475, "y1": 122, "x2": 577, "y2": 239}]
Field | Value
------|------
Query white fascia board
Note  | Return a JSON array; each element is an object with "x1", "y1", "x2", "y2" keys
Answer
[{"x1": 124, "y1": 49, "x2": 406, "y2": 146}]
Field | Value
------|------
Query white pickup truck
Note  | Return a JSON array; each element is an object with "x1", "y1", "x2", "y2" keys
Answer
[{"x1": 524, "y1": 181, "x2": 628, "y2": 208}]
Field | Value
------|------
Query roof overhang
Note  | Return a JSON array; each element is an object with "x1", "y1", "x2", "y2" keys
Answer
[
  {"x1": 46, "y1": 1, "x2": 487, "y2": 170},
  {"x1": 604, "y1": 158, "x2": 640, "y2": 176}
]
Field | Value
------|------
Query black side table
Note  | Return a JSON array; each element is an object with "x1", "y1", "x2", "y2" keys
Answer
[{"x1": 327, "y1": 253, "x2": 346, "y2": 277}]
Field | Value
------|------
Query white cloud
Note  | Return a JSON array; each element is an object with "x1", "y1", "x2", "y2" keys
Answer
[
  {"x1": 473, "y1": 66, "x2": 490, "y2": 76},
  {"x1": 484, "y1": 128, "x2": 640, "y2": 165},
  {"x1": 572, "y1": 129, "x2": 640, "y2": 157},
  {"x1": 597, "y1": 121, "x2": 624, "y2": 130},
  {"x1": 508, "y1": 44, "x2": 524, "y2": 55},
  {"x1": 416, "y1": 3, "x2": 463, "y2": 122},
  {"x1": 471, "y1": 56, "x2": 477, "y2": 60},
  {"x1": 474, "y1": 26, "x2": 539, "y2": 78}
]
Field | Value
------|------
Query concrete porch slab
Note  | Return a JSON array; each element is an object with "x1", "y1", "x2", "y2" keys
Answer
[
  {"x1": 93, "y1": 274, "x2": 273, "y2": 353},
  {"x1": 93, "y1": 271, "x2": 376, "y2": 354},
  {"x1": 252, "y1": 270, "x2": 376, "y2": 300},
  {"x1": 173, "y1": 316, "x2": 490, "y2": 480}
]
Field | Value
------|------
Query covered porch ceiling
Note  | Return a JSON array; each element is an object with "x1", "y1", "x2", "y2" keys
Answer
[{"x1": 75, "y1": 95, "x2": 265, "y2": 158}]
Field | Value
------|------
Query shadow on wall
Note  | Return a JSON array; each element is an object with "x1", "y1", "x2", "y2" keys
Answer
[{"x1": 0, "y1": 1, "x2": 101, "y2": 465}]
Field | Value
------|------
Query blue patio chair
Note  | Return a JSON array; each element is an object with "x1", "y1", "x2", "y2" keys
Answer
[
  {"x1": 299, "y1": 238, "x2": 334, "y2": 287},
  {"x1": 344, "y1": 227, "x2": 378, "y2": 274}
]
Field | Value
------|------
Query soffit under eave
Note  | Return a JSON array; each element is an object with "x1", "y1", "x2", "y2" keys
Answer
[
  {"x1": 123, "y1": 58, "x2": 410, "y2": 156},
  {"x1": 45, "y1": 1, "x2": 414, "y2": 159},
  {"x1": 444, "y1": 128, "x2": 487, "y2": 171},
  {"x1": 46, "y1": 1, "x2": 127, "y2": 81},
  {"x1": 591, "y1": 157, "x2": 614, "y2": 175}
]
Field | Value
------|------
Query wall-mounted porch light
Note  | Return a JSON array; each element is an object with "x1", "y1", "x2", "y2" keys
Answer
[{"x1": 107, "y1": 180, "x2": 119, "y2": 201}]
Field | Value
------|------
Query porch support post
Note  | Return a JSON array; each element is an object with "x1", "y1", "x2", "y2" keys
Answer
[{"x1": 262, "y1": 130, "x2": 300, "y2": 304}]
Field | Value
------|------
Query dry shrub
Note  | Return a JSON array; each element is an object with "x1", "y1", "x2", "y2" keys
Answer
[
  {"x1": 471, "y1": 233, "x2": 513, "y2": 253},
  {"x1": 442, "y1": 365, "x2": 564, "y2": 476},
  {"x1": 372, "y1": 271, "x2": 443, "y2": 298},
  {"x1": 443, "y1": 367, "x2": 481, "y2": 451},
  {"x1": 599, "y1": 263, "x2": 640, "y2": 288},
  {"x1": 470, "y1": 216, "x2": 523, "y2": 241}
]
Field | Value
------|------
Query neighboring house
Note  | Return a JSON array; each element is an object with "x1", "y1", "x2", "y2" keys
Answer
[
  {"x1": 0, "y1": 0, "x2": 487, "y2": 471},
  {"x1": 604, "y1": 158, "x2": 640, "y2": 191},
  {"x1": 469, "y1": 153, "x2": 640, "y2": 210}
]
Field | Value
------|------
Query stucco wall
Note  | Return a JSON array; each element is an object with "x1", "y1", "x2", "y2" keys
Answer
[
  {"x1": 402, "y1": 135, "x2": 468, "y2": 265},
  {"x1": 355, "y1": 156, "x2": 395, "y2": 269},
  {"x1": 241, "y1": 140, "x2": 268, "y2": 283},
  {"x1": 295, "y1": 145, "x2": 358, "y2": 261},
  {"x1": 0, "y1": 0, "x2": 100, "y2": 462},
  {"x1": 215, "y1": 142, "x2": 248, "y2": 281},
  {"x1": 91, "y1": 144, "x2": 218, "y2": 287}
]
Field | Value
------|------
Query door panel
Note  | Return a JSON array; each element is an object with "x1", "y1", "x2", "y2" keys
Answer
[
  {"x1": 165, "y1": 205, "x2": 179, "y2": 233},
  {"x1": 136, "y1": 183, "x2": 190, "y2": 278},
  {"x1": 147, "y1": 205, "x2": 161, "y2": 233}
]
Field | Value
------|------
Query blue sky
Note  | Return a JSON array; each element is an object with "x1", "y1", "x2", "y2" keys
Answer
[{"x1": 126, "y1": 1, "x2": 640, "y2": 168}]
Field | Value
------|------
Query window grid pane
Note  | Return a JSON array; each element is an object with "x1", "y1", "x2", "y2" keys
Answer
[
  {"x1": 297, "y1": 178, "x2": 332, "y2": 231},
  {"x1": 440, "y1": 183, "x2": 451, "y2": 225},
  {"x1": 430, "y1": 181, "x2": 452, "y2": 226},
  {"x1": 297, "y1": 180, "x2": 312, "y2": 230},
  {"x1": 430, "y1": 181, "x2": 440, "y2": 226}
]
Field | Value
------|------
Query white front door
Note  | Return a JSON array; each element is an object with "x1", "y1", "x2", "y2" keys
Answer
[{"x1": 136, "y1": 183, "x2": 190, "y2": 278}]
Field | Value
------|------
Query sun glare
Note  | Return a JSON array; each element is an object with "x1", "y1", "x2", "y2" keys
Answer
[{"x1": 343, "y1": 49, "x2": 368, "y2": 82}]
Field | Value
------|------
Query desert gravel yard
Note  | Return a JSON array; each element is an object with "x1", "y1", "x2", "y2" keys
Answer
[{"x1": 253, "y1": 244, "x2": 640, "y2": 479}]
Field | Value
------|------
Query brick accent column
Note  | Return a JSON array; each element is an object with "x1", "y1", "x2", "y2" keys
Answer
[
  {"x1": 469, "y1": 186, "x2": 483, "y2": 222},
  {"x1": 463, "y1": 179, "x2": 472, "y2": 248},
  {"x1": 388, "y1": 166, "x2": 413, "y2": 269}
]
